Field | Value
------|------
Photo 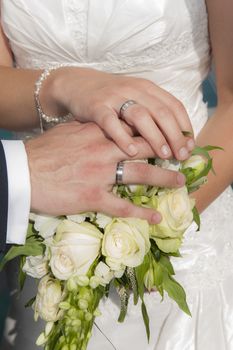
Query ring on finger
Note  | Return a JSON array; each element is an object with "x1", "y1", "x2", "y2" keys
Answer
[
  {"x1": 119, "y1": 100, "x2": 137, "y2": 118},
  {"x1": 115, "y1": 161, "x2": 125, "y2": 185}
]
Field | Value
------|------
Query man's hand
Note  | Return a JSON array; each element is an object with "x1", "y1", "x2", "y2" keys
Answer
[{"x1": 25, "y1": 122, "x2": 185, "y2": 224}]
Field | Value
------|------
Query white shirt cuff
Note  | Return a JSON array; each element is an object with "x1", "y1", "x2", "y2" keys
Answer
[{"x1": 1, "y1": 140, "x2": 31, "y2": 245}]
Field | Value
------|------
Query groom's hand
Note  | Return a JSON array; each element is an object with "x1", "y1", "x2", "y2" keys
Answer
[{"x1": 25, "y1": 122, "x2": 185, "y2": 224}]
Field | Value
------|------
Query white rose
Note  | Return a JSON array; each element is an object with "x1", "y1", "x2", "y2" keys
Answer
[
  {"x1": 102, "y1": 218, "x2": 150, "y2": 268},
  {"x1": 49, "y1": 220, "x2": 102, "y2": 280},
  {"x1": 32, "y1": 214, "x2": 61, "y2": 239},
  {"x1": 182, "y1": 155, "x2": 206, "y2": 176},
  {"x1": 67, "y1": 212, "x2": 96, "y2": 224},
  {"x1": 94, "y1": 262, "x2": 114, "y2": 286},
  {"x1": 150, "y1": 187, "x2": 195, "y2": 252},
  {"x1": 34, "y1": 276, "x2": 63, "y2": 322},
  {"x1": 155, "y1": 158, "x2": 180, "y2": 171},
  {"x1": 23, "y1": 254, "x2": 48, "y2": 279},
  {"x1": 96, "y1": 213, "x2": 112, "y2": 229}
]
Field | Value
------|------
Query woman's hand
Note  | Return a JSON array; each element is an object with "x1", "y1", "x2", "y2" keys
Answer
[
  {"x1": 41, "y1": 67, "x2": 194, "y2": 160},
  {"x1": 25, "y1": 121, "x2": 186, "y2": 224}
]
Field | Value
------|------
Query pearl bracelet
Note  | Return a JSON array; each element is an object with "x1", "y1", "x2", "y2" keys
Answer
[{"x1": 34, "y1": 65, "x2": 74, "y2": 132}]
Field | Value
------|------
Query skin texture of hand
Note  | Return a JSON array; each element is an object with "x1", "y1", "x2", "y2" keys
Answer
[
  {"x1": 25, "y1": 121, "x2": 186, "y2": 224},
  {"x1": 40, "y1": 67, "x2": 195, "y2": 160}
]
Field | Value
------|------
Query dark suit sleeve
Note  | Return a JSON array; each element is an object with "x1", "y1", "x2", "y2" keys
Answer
[{"x1": 0, "y1": 141, "x2": 8, "y2": 252}]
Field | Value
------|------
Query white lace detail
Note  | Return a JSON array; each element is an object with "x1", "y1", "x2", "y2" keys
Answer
[{"x1": 63, "y1": 0, "x2": 88, "y2": 60}]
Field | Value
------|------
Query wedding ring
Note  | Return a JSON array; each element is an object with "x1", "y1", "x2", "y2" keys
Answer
[
  {"x1": 119, "y1": 100, "x2": 137, "y2": 117},
  {"x1": 115, "y1": 161, "x2": 124, "y2": 185}
]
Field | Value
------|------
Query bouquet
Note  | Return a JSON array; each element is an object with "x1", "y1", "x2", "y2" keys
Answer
[{"x1": 0, "y1": 146, "x2": 218, "y2": 350}]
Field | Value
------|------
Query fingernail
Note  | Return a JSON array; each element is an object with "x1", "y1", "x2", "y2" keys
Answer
[
  {"x1": 177, "y1": 173, "x2": 186, "y2": 186},
  {"x1": 128, "y1": 144, "x2": 138, "y2": 156},
  {"x1": 187, "y1": 139, "x2": 195, "y2": 150},
  {"x1": 151, "y1": 212, "x2": 162, "y2": 224},
  {"x1": 179, "y1": 147, "x2": 188, "y2": 159},
  {"x1": 161, "y1": 145, "x2": 171, "y2": 157}
]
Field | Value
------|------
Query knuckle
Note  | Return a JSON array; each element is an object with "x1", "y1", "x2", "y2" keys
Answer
[
  {"x1": 118, "y1": 203, "x2": 133, "y2": 217},
  {"x1": 133, "y1": 110, "x2": 149, "y2": 122},
  {"x1": 101, "y1": 114, "x2": 114, "y2": 130},
  {"x1": 173, "y1": 99, "x2": 186, "y2": 114},
  {"x1": 86, "y1": 186, "x2": 103, "y2": 204},
  {"x1": 156, "y1": 106, "x2": 171, "y2": 120},
  {"x1": 138, "y1": 78, "x2": 155, "y2": 91}
]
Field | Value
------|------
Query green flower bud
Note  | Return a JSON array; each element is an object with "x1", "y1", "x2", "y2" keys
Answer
[
  {"x1": 85, "y1": 312, "x2": 93, "y2": 322},
  {"x1": 70, "y1": 345, "x2": 78, "y2": 350},
  {"x1": 144, "y1": 268, "x2": 155, "y2": 292},
  {"x1": 93, "y1": 308, "x2": 102, "y2": 317},
  {"x1": 78, "y1": 287, "x2": 92, "y2": 302},
  {"x1": 182, "y1": 155, "x2": 206, "y2": 176},
  {"x1": 89, "y1": 276, "x2": 100, "y2": 289},
  {"x1": 67, "y1": 307, "x2": 78, "y2": 318},
  {"x1": 71, "y1": 319, "x2": 82, "y2": 328},
  {"x1": 45, "y1": 322, "x2": 54, "y2": 336},
  {"x1": 36, "y1": 332, "x2": 47, "y2": 346},
  {"x1": 59, "y1": 301, "x2": 71, "y2": 310},
  {"x1": 76, "y1": 275, "x2": 89, "y2": 287},
  {"x1": 61, "y1": 345, "x2": 69, "y2": 350},
  {"x1": 78, "y1": 299, "x2": 88, "y2": 310},
  {"x1": 67, "y1": 277, "x2": 77, "y2": 292}
]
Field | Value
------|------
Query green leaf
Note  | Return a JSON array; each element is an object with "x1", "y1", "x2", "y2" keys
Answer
[
  {"x1": 202, "y1": 145, "x2": 224, "y2": 152},
  {"x1": 0, "y1": 235, "x2": 45, "y2": 271},
  {"x1": 141, "y1": 301, "x2": 150, "y2": 342},
  {"x1": 25, "y1": 296, "x2": 36, "y2": 308},
  {"x1": 159, "y1": 255, "x2": 175, "y2": 275},
  {"x1": 192, "y1": 206, "x2": 200, "y2": 231},
  {"x1": 19, "y1": 256, "x2": 26, "y2": 291},
  {"x1": 152, "y1": 261, "x2": 164, "y2": 298},
  {"x1": 135, "y1": 254, "x2": 150, "y2": 299},
  {"x1": 150, "y1": 240, "x2": 161, "y2": 261},
  {"x1": 162, "y1": 273, "x2": 191, "y2": 316}
]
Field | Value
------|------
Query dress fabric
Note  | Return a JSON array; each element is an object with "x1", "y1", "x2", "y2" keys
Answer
[{"x1": 1, "y1": 1, "x2": 233, "y2": 349}]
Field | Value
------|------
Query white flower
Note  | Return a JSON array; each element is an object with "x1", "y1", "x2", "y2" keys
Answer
[
  {"x1": 155, "y1": 158, "x2": 180, "y2": 171},
  {"x1": 150, "y1": 187, "x2": 195, "y2": 252},
  {"x1": 182, "y1": 155, "x2": 206, "y2": 176},
  {"x1": 96, "y1": 213, "x2": 112, "y2": 229},
  {"x1": 67, "y1": 212, "x2": 96, "y2": 224},
  {"x1": 49, "y1": 220, "x2": 102, "y2": 280},
  {"x1": 23, "y1": 254, "x2": 48, "y2": 279},
  {"x1": 32, "y1": 214, "x2": 61, "y2": 239},
  {"x1": 34, "y1": 276, "x2": 63, "y2": 322},
  {"x1": 94, "y1": 262, "x2": 114, "y2": 286},
  {"x1": 102, "y1": 218, "x2": 150, "y2": 268}
]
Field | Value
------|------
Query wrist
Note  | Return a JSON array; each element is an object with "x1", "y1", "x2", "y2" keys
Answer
[{"x1": 39, "y1": 67, "x2": 69, "y2": 117}]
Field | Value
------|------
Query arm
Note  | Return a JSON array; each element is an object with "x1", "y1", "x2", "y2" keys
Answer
[
  {"x1": 192, "y1": 0, "x2": 233, "y2": 212},
  {"x1": 0, "y1": 24, "x2": 194, "y2": 160}
]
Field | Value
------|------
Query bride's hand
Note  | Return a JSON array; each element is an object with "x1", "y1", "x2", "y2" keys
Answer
[
  {"x1": 40, "y1": 67, "x2": 194, "y2": 160},
  {"x1": 25, "y1": 121, "x2": 186, "y2": 223}
]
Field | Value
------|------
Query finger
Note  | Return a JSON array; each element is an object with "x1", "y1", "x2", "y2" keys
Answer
[
  {"x1": 94, "y1": 106, "x2": 139, "y2": 156},
  {"x1": 99, "y1": 192, "x2": 162, "y2": 224},
  {"x1": 122, "y1": 162, "x2": 186, "y2": 188},
  {"x1": 122, "y1": 104, "x2": 173, "y2": 159},
  {"x1": 143, "y1": 84, "x2": 194, "y2": 136},
  {"x1": 151, "y1": 108, "x2": 192, "y2": 160},
  {"x1": 133, "y1": 95, "x2": 192, "y2": 160},
  {"x1": 104, "y1": 136, "x2": 156, "y2": 164}
]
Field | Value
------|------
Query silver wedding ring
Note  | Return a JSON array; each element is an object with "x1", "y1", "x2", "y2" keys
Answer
[
  {"x1": 119, "y1": 100, "x2": 137, "y2": 117},
  {"x1": 115, "y1": 161, "x2": 124, "y2": 185}
]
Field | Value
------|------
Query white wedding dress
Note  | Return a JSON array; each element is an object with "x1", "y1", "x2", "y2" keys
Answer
[{"x1": 2, "y1": 1, "x2": 233, "y2": 349}]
